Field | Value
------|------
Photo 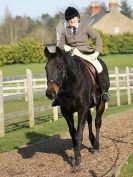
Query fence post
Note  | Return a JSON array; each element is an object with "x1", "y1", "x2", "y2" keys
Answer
[
  {"x1": 26, "y1": 69, "x2": 34, "y2": 127},
  {"x1": 53, "y1": 107, "x2": 58, "y2": 121},
  {"x1": 0, "y1": 70, "x2": 5, "y2": 137},
  {"x1": 115, "y1": 67, "x2": 120, "y2": 106},
  {"x1": 24, "y1": 80, "x2": 28, "y2": 101},
  {"x1": 105, "y1": 102, "x2": 108, "y2": 110},
  {"x1": 126, "y1": 67, "x2": 131, "y2": 104}
]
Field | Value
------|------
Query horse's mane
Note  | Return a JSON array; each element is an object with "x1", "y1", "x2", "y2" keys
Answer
[{"x1": 62, "y1": 52, "x2": 85, "y2": 72}]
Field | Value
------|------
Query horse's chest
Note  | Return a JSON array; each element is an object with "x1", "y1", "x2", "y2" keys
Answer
[{"x1": 59, "y1": 96, "x2": 76, "y2": 109}]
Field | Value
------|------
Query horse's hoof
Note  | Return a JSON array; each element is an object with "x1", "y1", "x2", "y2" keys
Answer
[
  {"x1": 71, "y1": 155, "x2": 81, "y2": 172},
  {"x1": 72, "y1": 155, "x2": 76, "y2": 166},
  {"x1": 71, "y1": 164, "x2": 81, "y2": 173},
  {"x1": 71, "y1": 155, "x2": 81, "y2": 165},
  {"x1": 93, "y1": 149, "x2": 99, "y2": 154}
]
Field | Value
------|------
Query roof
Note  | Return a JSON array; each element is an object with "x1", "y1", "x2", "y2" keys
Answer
[{"x1": 81, "y1": 10, "x2": 108, "y2": 25}]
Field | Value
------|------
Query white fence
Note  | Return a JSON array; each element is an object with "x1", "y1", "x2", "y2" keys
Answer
[
  {"x1": 0, "y1": 67, "x2": 133, "y2": 137},
  {"x1": 107, "y1": 67, "x2": 133, "y2": 107}
]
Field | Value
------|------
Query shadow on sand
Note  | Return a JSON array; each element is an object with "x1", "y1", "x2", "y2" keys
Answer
[{"x1": 17, "y1": 131, "x2": 90, "y2": 167}]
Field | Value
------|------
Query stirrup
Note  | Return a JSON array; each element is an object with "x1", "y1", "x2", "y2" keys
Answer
[{"x1": 101, "y1": 92, "x2": 110, "y2": 102}]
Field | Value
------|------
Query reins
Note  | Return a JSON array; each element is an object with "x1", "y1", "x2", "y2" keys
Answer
[{"x1": 59, "y1": 69, "x2": 77, "y2": 93}]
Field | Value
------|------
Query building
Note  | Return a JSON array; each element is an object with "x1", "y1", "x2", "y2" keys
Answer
[
  {"x1": 87, "y1": 0, "x2": 133, "y2": 35},
  {"x1": 56, "y1": 0, "x2": 133, "y2": 41}
]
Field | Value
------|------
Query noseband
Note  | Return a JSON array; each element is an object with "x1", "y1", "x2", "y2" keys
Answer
[
  {"x1": 47, "y1": 67, "x2": 75, "y2": 93},
  {"x1": 47, "y1": 69, "x2": 66, "y2": 91}
]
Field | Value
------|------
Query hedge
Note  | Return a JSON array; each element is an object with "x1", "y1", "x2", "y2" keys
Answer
[
  {"x1": 0, "y1": 34, "x2": 133, "y2": 66},
  {"x1": 107, "y1": 34, "x2": 133, "y2": 54},
  {"x1": 0, "y1": 45, "x2": 17, "y2": 66},
  {"x1": 0, "y1": 38, "x2": 46, "y2": 66},
  {"x1": 15, "y1": 38, "x2": 45, "y2": 64}
]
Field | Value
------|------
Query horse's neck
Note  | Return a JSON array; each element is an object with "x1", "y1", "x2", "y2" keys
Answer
[
  {"x1": 63, "y1": 54, "x2": 78, "y2": 76},
  {"x1": 63, "y1": 54, "x2": 78, "y2": 85}
]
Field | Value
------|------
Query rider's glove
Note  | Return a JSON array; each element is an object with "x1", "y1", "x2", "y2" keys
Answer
[
  {"x1": 90, "y1": 51, "x2": 99, "y2": 61},
  {"x1": 64, "y1": 45, "x2": 72, "y2": 52}
]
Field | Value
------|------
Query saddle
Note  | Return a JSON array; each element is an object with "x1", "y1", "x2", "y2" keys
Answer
[{"x1": 80, "y1": 59, "x2": 99, "y2": 104}]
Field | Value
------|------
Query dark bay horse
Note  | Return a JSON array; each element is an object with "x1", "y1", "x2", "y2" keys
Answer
[{"x1": 44, "y1": 46, "x2": 106, "y2": 169}]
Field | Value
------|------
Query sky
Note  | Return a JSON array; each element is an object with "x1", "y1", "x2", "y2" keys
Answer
[{"x1": 0, "y1": 0, "x2": 133, "y2": 19}]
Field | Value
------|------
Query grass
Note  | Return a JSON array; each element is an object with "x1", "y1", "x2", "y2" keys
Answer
[
  {"x1": 0, "y1": 103, "x2": 133, "y2": 153},
  {"x1": 0, "y1": 63, "x2": 45, "y2": 76},
  {"x1": 0, "y1": 116, "x2": 68, "y2": 153},
  {"x1": 102, "y1": 103, "x2": 133, "y2": 118},
  {"x1": 102, "y1": 54, "x2": 133, "y2": 70},
  {"x1": 118, "y1": 153, "x2": 133, "y2": 177},
  {"x1": 4, "y1": 96, "x2": 51, "y2": 114},
  {"x1": 0, "y1": 54, "x2": 133, "y2": 76},
  {"x1": 4, "y1": 96, "x2": 52, "y2": 132}
]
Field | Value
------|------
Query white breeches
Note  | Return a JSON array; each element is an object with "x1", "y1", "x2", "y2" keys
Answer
[{"x1": 72, "y1": 48, "x2": 103, "y2": 73}]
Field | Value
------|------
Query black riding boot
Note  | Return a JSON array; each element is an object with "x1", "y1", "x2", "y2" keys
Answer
[
  {"x1": 52, "y1": 98, "x2": 60, "y2": 107},
  {"x1": 98, "y1": 72, "x2": 110, "y2": 102}
]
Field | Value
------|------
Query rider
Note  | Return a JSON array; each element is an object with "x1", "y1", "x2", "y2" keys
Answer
[{"x1": 52, "y1": 6, "x2": 110, "y2": 106}]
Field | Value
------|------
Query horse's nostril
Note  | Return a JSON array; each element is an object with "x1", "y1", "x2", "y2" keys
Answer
[
  {"x1": 46, "y1": 90, "x2": 52, "y2": 99},
  {"x1": 46, "y1": 90, "x2": 57, "y2": 100},
  {"x1": 52, "y1": 92, "x2": 56, "y2": 99},
  {"x1": 46, "y1": 82, "x2": 59, "y2": 100}
]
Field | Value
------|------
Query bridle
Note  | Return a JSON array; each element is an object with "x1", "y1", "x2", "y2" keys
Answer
[
  {"x1": 58, "y1": 67, "x2": 76, "y2": 93},
  {"x1": 46, "y1": 51, "x2": 78, "y2": 94},
  {"x1": 47, "y1": 67, "x2": 66, "y2": 91},
  {"x1": 47, "y1": 66, "x2": 75, "y2": 93}
]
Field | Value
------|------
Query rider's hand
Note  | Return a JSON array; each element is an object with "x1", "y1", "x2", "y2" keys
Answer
[
  {"x1": 90, "y1": 51, "x2": 99, "y2": 60},
  {"x1": 64, "y1": 45, "x2": 72, "y2": 52}
]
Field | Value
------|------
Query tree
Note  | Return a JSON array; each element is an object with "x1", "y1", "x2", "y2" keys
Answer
[
  {"x1": 1, "y1": 6, "x2": 14, "y2": 44},
  {"x1": 120, "y1": 0, "x2": 133, "y2": 19},
  {"x1": 14, "y1": 16, "x2": 31, "y2": 43}
]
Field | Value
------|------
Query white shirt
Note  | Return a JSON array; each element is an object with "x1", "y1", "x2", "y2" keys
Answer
[{"x1": 71, "y1": 23, "x2": 79, "y2": 33}]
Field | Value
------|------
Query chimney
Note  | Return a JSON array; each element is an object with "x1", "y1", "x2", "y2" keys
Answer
[
  {"x1": 109, "y1": 0, "x2": 119, "y2": 13},
  {"x1": 90, "y1": 1, "x2": 101, "y2": 15}
]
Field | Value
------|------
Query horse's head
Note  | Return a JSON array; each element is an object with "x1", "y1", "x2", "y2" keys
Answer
[{"x1": 44, "y1": 46, "x2": 66, "y2": 100}]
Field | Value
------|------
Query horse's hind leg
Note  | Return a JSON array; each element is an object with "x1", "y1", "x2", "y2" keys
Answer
[
  {"x1": 94, "y1": 101, "x2": 105, "y2": 151},
  {"x1": 86, "y1": 110, "x2": 95, "y2": 147}
]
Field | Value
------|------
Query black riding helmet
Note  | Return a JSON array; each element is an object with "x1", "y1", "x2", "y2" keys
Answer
[{"x1": 65, "y1": 7, "x2": 80, "y2": 21}]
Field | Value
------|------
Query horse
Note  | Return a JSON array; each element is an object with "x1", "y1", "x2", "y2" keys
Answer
[{"x1": 44, "y1": 46, "x2": 107, "y2": 169}]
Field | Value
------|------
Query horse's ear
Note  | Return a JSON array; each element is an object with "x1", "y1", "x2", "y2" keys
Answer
[
  {"x1": 44, "y1": 46, "x2": 49, "y2": 58},
  {"x1": 56, "y1": 46, "x2": 63, "y2": 57}
]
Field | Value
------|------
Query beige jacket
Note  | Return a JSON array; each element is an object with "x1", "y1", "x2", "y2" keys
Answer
[{"x1": 58, "y1": 23, "x2": 103, "y2": 53}]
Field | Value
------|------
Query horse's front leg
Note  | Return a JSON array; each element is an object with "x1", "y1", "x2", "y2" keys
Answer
[
  {"x1": 73, "y1": 108, "x2": 88, "y2": 168},
  {"x1": 94, "y1": 101, "x2": 105, "y2": 151},
  {"x1": 60, "y1": 107, "x2": 77, "y2": 153}
]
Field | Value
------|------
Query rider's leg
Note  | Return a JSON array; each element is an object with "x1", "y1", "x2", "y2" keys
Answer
[
  {"x1": 98, "y1": 69, "x2": 110, "y2": 102},
  {"x1": 69, "y1": 48, "x2": 110, "y2": 102}
]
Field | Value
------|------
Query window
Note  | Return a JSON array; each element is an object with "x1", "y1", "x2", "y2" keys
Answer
[{"x1": 114, "y1": 27, "x2": 119, "y2": 33}]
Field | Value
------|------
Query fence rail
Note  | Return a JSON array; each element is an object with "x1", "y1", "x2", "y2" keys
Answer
[{"x1": 0, "y1": 67, "x2": 133, "y2": 137}]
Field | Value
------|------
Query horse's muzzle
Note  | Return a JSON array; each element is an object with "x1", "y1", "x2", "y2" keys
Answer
[{"x1": 46, "y1": 82, "x2": 59, "y2": 100}]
